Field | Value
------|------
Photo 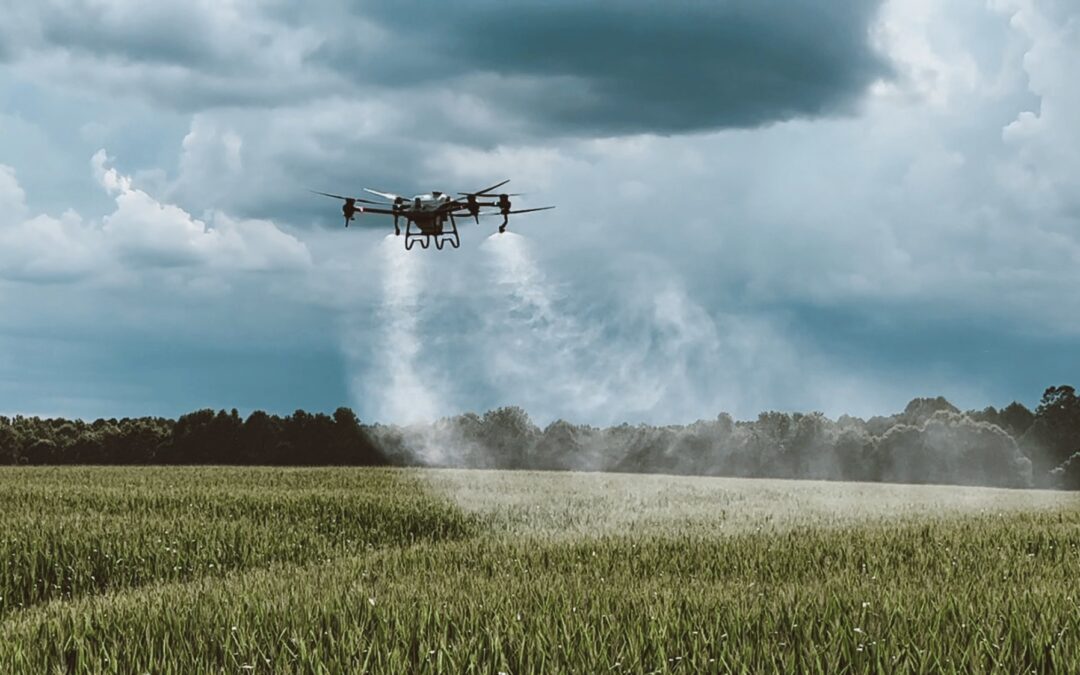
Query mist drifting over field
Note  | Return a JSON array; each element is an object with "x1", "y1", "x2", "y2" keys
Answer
[
  {"x1": 333, "y1": 232, "x2": 1080, "y2": 492},
  {"x1": 352, "y1": 232, "x2": 867, "y2": 423}
]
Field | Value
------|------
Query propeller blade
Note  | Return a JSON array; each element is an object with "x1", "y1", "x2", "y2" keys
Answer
[
  {"x1": 475, "y1": 206, "x2": 554, "y2": 217},
  {"x1": 310, "y1": 189, "x2": 350, "y2": 200},
  {"x1": 309, "y1": 190, "x2": 384, "y2": 205},
  {"x1": 447, "y1": 198, "x2": 495, "y2": 206},
  {"x1": 508, "y1": 206, "x2": 555, "y2": 215},
  {"x1": 363, "y1": 188, "x2": 401, "y2": 202},
  {"x1": 342, "y1": 219, "x2": 399, "y2": 230},
  {"x1": 459, "y1": 179, "x2": 510, "y2": 197}
]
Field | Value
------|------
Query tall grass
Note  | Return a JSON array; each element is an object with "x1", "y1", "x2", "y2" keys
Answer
[
  {"x1": 1, "y1": 467, "x2": 1078, "y2": 673},
  {"x1": 0, "y1": 467, "x2": 478, "y2": 615}
]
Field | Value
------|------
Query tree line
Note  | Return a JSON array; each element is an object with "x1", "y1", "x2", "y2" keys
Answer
[{"x1": 2, "y1": 386, "x2": 1078, "y2": 490}]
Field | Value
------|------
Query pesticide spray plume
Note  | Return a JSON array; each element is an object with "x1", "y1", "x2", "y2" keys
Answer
[
  {"x1": 348, "y1": 230, "x2": 748, "y2": 478},
  {"x1": 482, "y1": 231, "x2": 555, "y2": 323},
  {"x1": 479, "y1": 231, "x2": 741, "y2": 429},
  {"x1": 378, "y1": 235, "x2": 437, "y2": 421},
  {"x1": 344, "y1": 234, "x2": 1041, "y2": 518},
  {"x1": 481, "y1": 232, "x2": 609, "y2": 429},
  {"x1": 345, "y1": 235, "x2": 454, "y2": 466}
]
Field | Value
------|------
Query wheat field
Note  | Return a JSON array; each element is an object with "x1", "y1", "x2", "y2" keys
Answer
[{"x1": 1, "y1": 467, "x2": 1078, "y2": 673}]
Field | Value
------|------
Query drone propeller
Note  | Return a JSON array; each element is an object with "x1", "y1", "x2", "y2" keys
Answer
[
  {"x1": 475, "y1": 205, "x2": 555, "y2": 233},
  {"x1": 477, "y1": 206, "x2": 555, "y2": 216},
  {"x1": 363, "y1": 188, "x2": 402, "y2": 203},
  {"x1": 310, "y1": 190, "x2": 388, "y2": 228},
  {"x1": 308, "y1": 190, "x2": 383, "y2": 205},
  {"x1": 507, "y1": 206, "x2": 554, "y2": 214},
  {"x1": 452, "y1": 185, "x2": 503, "y2": 224},
  {"x1": 458, "y1": 179, "x2": 510, "y2": 198}
]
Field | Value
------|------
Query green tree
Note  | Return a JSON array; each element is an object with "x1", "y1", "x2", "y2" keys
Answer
[
  {"x1": 479, "y1": 407, "x2": 540, "y2": 469},
  {"x1": 999, "y1": 401, "x2": 1035, "y2": 437},
  {"x1": 1022, "y1": 386, "x2": 1080, "y2": 483},
  {"x1": 0, "y1": 417, "x2": 16, "y2": 464}
]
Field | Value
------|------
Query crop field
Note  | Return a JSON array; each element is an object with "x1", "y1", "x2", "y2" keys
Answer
[{"x1": 1, "y1": 467, "x2": 1079, "y2": 673}]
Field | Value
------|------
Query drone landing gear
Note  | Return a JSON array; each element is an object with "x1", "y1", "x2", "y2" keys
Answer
[
  {"x1": 404, "y1": 221, "x2": 429, "y2": 251},
  {"x1": 435, "y1": 235, "x2": 460, "y2": 250},
  {"x1": 405, "y1": 235, "x2": 430, "y2": 251},
  {"x1": 402, "y1": 218, "x2": 460, "y2": 251},
  {"x1": 435, "y1": 217, "x2": 461, "y2": 250}
]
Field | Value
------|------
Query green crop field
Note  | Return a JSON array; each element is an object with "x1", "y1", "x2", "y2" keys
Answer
[{"x1": 1, "y1": 467, "x2": 1078, "y2": 673}]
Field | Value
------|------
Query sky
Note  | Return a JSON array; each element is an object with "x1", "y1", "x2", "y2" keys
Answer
[{"x1": 0, "y1": 0, "x2": 1078, "y2": 425}]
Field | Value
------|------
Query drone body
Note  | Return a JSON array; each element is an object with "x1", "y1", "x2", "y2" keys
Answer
[{"x1": 312, "y1": 180, "x2": 553, "y2": 250}]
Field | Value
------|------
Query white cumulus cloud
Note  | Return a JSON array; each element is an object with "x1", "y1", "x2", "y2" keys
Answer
[{"x1": 0, "y1": 152, "x2": 311, "y2": 283}]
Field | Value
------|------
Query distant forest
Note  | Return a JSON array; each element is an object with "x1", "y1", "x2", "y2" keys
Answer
[{"x1": 2, "y1": 386, "x2": 1079, "y2": 490}]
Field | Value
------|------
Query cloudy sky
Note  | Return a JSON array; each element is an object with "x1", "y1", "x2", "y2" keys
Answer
[{"x1": 0, "y1": 0, "x2": 1077, "y2": 425}]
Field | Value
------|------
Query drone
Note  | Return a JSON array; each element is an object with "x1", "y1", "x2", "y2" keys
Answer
[{"x1": 312, "y1": 180, "x2": 554, "y2": 250}]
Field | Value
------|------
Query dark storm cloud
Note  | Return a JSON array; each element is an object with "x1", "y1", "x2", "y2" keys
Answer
[
  {"x1": 14, "y1": 0, "x2": 889, "y2": 136},
  {"x1": 3, "y1": 1, "x2": 334, "y2": 111},
  {"x1": 39, "y1": 4, "x2": 218, "y2": 69},
  {"x1": 319, "y1": 0, "x2": 891, "y2": 135}
]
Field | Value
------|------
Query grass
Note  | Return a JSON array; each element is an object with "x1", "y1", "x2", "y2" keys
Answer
[
  {"x1": 0, "y1": 467, "x2": 477, "y2": 614},
  {"x1": 1, "y1": 467, "x2": 1078, "y2": 673}
]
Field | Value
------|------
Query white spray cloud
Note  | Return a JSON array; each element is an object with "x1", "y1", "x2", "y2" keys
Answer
[
  {"x1": 356, "y1": 236, "x2": 446, "y2": 428},
  {"x1": 480, "y1": 233, "x2": 705, "y2": 418},
  {"x1": 477, "y1": 232, "x2": 887, "y2": 424},
  {"x1": 481, "y1": 232, "x2": 609, "y2": 410}
]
